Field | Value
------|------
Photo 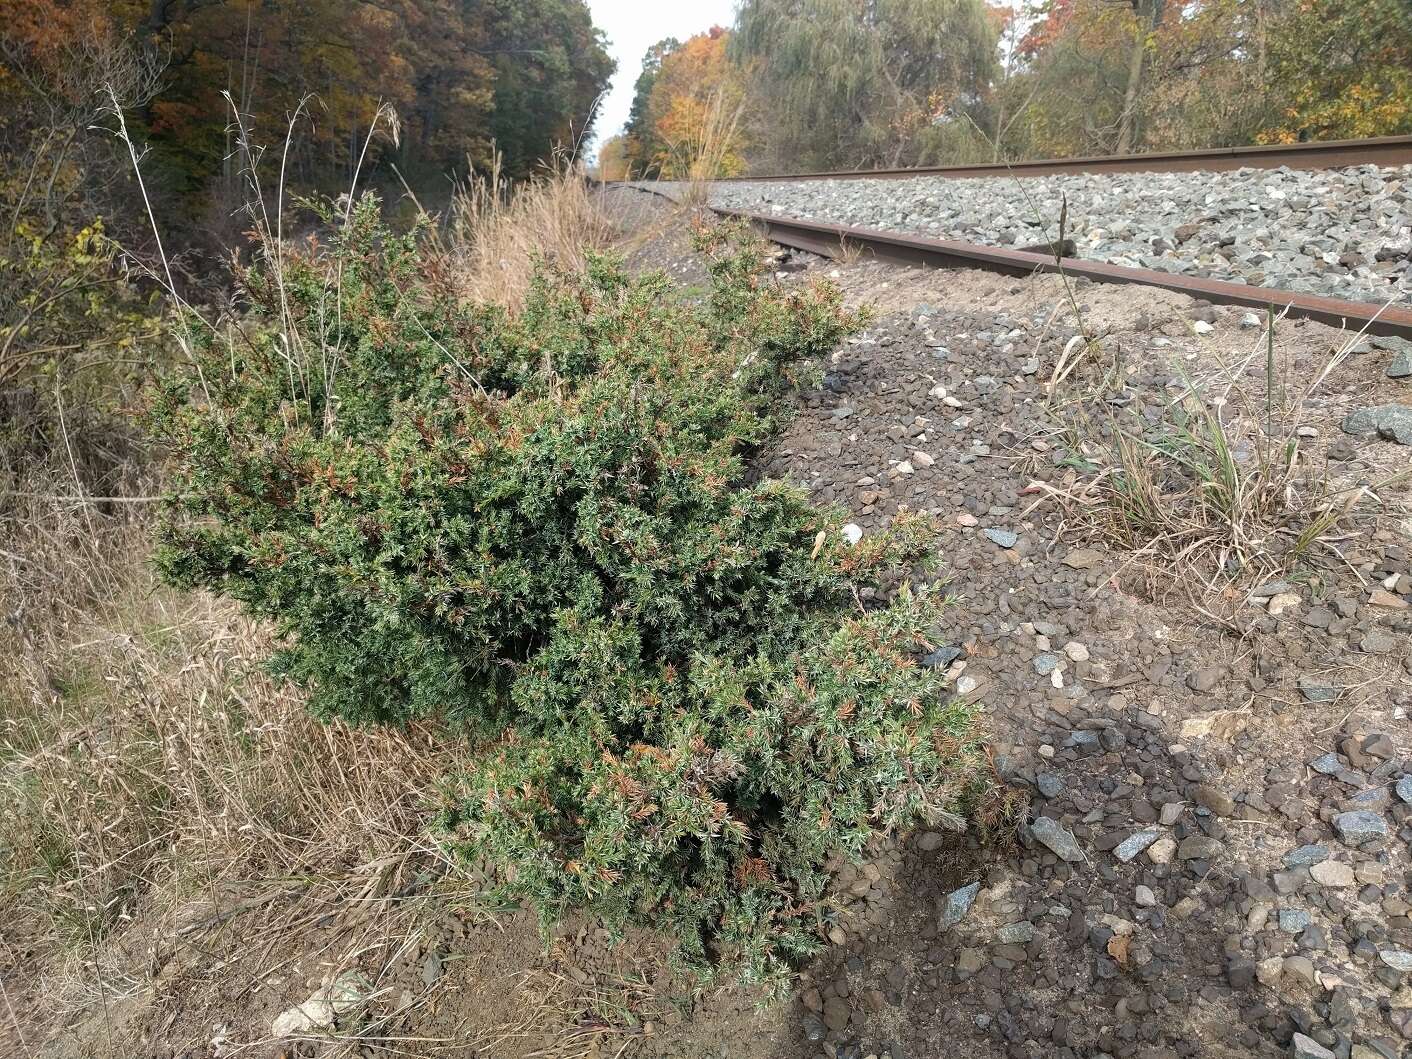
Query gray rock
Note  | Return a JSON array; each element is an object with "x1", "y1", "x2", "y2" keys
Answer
[
  {"x1": 1113, "y1": 829, "x2": 1161, "y2": 863},
  {"x1": 938, "y1": 881, "x2": 982, "y2": 930},
  {"x1": 1291, "y1": 1032, "x2": 1335, "y2": 1059},
  {"x1": 1310, "y1": 752, "x2": 1342, "y2": 775},
  {"x1": 955, "y1": 947, "x2": 986, "y2": 975},
  {"x1": 921, "y1": 644, "x2": 963, "y2": 669},
  {"x1": 1190, "y1": 783, "x2": 1235, "y2": 816},
  {"x1": 1283, "y1": 844, "x2": 1330, "y2": 868},
  {"x1": 1284, "y1": 955, "x2": 1317, "y2": 986},
  {"x1": 271, "y1": 971, "x2": 370, "y2": 1038},
  {"x1": 1342, "y1": 403, "x2": 1412, "y2": 445},
  {"x1": 1389, "y1": 348, "x2": 1412, "y2": 379},
  {"x1": 1310, "y1": 861, "x2": 1355, "y2": 888},
  {"x1": 983, "y1": 527, "x2": 1018, "y2": 548},
  {"x1": 1036, "y1": 772, "x2": 1064, "y2": 798},
  {"x1": 1397, "y1": 775, "x2": 1412, "y2": 804},
  {"x1": 1297, "y1": 678, "x2": 1340, "y2": 704},
  {"x1": 1065, "y1": 730, "x2": 1100, "y2": 752},
  {"x1": 1361, "y1": 628, "x2": 1398, "y2": 654},
  {"x1": 1186, "y1": 667, "x2": 1222, "y2": 692},
  {"x1": 1346, "y1": 787, "x2": 1390, "y2": 812},
  {"x1": 1332, "y1": 809, "x2": 1388, "y2": 845},
  {"x1": 1033, "y1": 653, "x2": 1061, "y2": 676},
  {"x1": 996, "y1": 921, "x2": 1035, "y2": 944},
  {"x1": 1379, "y1": 948, "x2": 1412, "y2": 972},
  {"x1": 1029, "y1": 815, "x2": 1084, "y2": 862},
  {"x1": 422, "y1": 950, "x2": 442, "y2": 987},
  {"x1": 1177, "y1": 835, "x2": 1223, "y2": 861}
]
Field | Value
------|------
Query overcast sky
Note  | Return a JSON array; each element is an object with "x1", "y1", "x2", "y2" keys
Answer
[{"x1": 586, "y1": 0, "x2": 740, "y2": 158}]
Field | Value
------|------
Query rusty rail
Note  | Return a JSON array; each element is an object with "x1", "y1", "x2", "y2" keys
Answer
[
  {"x1": 706, "y1": 135, "x2": 1412, "y2": 182},
  {"x1": 728, "y1": 208, "x2": 1412, "y2": 338},
  {"x1": 616, "y1": 183, "x2": 1412, "y2": 339}
]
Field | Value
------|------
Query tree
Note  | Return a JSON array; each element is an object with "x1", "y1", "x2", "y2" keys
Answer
[
  {"x1": 595, "y1": 133, "x2": 630, "y2": 179},
  {"x1": 0, "y1": 0, "x2": 164, "y2": 396},
  {"x1": 480, "y1": 0, "x2": 615, "y2": 175},
  {"x1": 623, "y1": 37, "x2": 679, "y2": 176},
  {"x1": 643, "y1": 28, "x2": 750, "y2": 178},
  {"x1": 56, "y1": 1, "x2": 612, "y2": 213},
  {"x1": 1016, "y1": 0, "x2": 1148, "y2": 155},
  {"x1": 1113, "y1": 0, "x2": 1165, "y2": 152},
  {"x1": 1260, "y1": 0, "x2": 1412, "y2": 142},
  {"x1": 733, "y1": 0, "x2": 1000, "y2": 170}
]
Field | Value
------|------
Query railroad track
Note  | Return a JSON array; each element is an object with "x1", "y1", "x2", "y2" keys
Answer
[
  {"x1": 617, "y1": 138, "x2": 1412, "y2": 339},
  {"x1": 712, "y1": 135, "x2": 1412, "y2": 183}
]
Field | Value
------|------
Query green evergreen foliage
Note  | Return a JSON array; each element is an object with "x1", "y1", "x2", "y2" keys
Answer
[{"x1": 149, "y1": 200, "x2": 983, "y2": 982}]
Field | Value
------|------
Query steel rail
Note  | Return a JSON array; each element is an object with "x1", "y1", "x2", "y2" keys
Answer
[
  {"x1": 616, "y1": 183, "x2": 1412, "y2": 339},
  {"x1": 704, "y1": 135, "x2": 1412, "y2": 182},
  {"x1": 726, "y1": 207, "x2": 1412, "y2": 339}
]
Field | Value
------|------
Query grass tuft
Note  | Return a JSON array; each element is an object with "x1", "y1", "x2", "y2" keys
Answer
[{"x1": 1031, "y1": 317, "x2": 1397, "y2": 592}]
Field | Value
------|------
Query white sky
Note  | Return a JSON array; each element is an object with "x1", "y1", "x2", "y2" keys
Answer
[{"x1": 585, "y1": 0, "x2": 740, "y2": 158}]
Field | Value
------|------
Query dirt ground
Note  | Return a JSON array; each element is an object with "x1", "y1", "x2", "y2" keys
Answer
[{"x1": 8, "y1": 188, "x2": 1412, "y2": 1059}]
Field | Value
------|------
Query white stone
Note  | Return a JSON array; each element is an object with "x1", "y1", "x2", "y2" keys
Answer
[
  {"x1": 272, "y1": 999, "x2": 335, "y2": 1038},
  {"x1": 272, "y1": 973, "x2": 368, "y2": 1039},
  {"x1": 1145, "y1": 836, "x2": 1176, "y2": 865},
  {"x1": 1063, "y1": 642, "x2": 1090, "y2": 662},
  {"x1": 841, "y1": 524, "x2": 863, "y2": 546},
  {"x1": 1310, "y1": 861, "x2": 1356, "y2": 887}
]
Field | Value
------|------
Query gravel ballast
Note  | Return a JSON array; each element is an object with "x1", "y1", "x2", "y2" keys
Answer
[{"x1": 703, "y1": 164, "x2": 1412, "y2": 304}]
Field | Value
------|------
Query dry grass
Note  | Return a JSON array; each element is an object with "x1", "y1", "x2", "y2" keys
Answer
[
  {"x1": 0, "y1": 472, "x2": 458, "y2": 1050},
  {"x1": 433, "y1": 150, "x2": 618, "y2": 310},
  {"x1": 1029, "y1": 317, "x2": 1399, "y2": 592},
  {"x1": 672, "y1": 92, "x2": 747, "y2": 210}
]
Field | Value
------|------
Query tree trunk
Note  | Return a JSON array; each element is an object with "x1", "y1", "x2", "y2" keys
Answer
[{"x1": 1115, "y1": 0, "x2": 1162, "y2": 154}]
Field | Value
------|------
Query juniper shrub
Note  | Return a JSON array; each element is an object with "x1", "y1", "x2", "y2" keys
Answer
[{"x1": 149, "y1": 196, "x2": 984, "y2": 983}]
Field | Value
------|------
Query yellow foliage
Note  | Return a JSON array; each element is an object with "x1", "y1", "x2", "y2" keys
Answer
[
  {"x1": 596, "y1": 134, "x2": 631, "y2": 181},
  {"x1": 644, "y1": 28, "x2": 750, "y2": 180}
]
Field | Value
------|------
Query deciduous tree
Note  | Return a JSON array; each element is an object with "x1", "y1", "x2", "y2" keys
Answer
[
  {"x1": 733, "y1": 0, "x2": 1000, "y2": 170},
  {"x1": 1260, "y1": 0, "x2": 1412, "y2": 142}
]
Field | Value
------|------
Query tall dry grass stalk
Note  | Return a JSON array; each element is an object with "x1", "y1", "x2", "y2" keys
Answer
[
  {"x1": 434, "y1": 150, "x2": 617, "y2": 310},
  {"x1": 673, "y1": 92, "x2": 746, "y2": 209}
]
